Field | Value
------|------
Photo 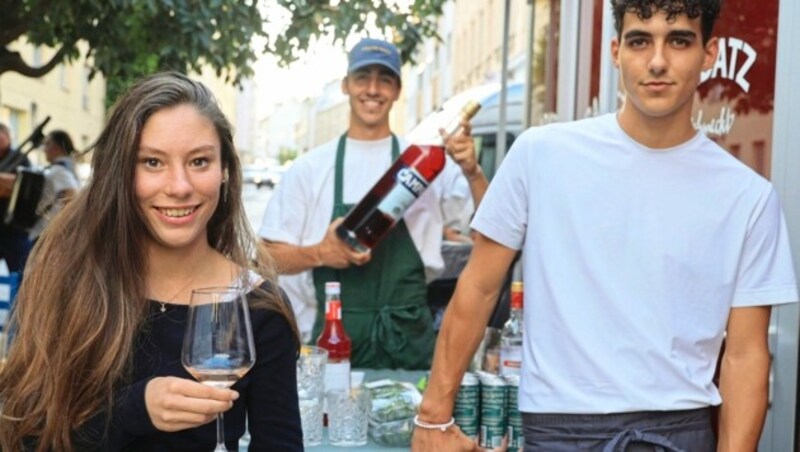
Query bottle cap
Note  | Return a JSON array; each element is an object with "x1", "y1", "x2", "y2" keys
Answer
[
  {"x1": 460, "y1": 100, "x2": 482, "y2": 120},
  {"x1": 325, "y1": 281, "x2": 341, "y2": 295}
]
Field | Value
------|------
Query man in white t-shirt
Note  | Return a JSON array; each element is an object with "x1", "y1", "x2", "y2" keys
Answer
[
  {"x1": 29, "y1": 130, "x2": 80, "y2": 242},
  {"x1": 259, "y1": 38, "x2": 488, "y2": 369},
  {"x1": 413, "y1": 1, "x2": 798, "y2": 451}
]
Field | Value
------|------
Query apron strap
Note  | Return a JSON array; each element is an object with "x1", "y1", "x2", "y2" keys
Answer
[
  {"x1": 334, "y1": 133, "x2": 400, "y2": 207},
  {"x1": 334, "y1": 134, "x2": 346, "y2": 207},
  {"x1": 603, "y1": 429, "x2": 687, "y2": 452}
]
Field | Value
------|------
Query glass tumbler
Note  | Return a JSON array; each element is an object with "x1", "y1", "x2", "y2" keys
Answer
[
  {"x1": 326, "y1": 386, "x2": 371, "y2": 447},
  {"x1": 296, "y1": 345, "x2": 327, "y2": 447}
]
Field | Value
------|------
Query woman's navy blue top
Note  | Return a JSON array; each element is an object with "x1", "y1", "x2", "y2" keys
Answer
[{"x1": 75, "y1": 282, "x2": 302, "y2": 451}]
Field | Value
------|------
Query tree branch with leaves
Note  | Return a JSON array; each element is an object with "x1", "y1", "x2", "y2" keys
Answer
[{"x1": 1, "y1": 0, "x2": 447, "y2": 103}]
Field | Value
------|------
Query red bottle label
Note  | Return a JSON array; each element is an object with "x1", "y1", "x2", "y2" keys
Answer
[
  {"x1": 511, "y1": 290, "x2": 523, "y2": 310},
  {"x1": 326, "y1": 300, "x2": 342, "y2": 320},
  {"x1": 318, "y1": 298, "x2": 351, "y2": 361}
]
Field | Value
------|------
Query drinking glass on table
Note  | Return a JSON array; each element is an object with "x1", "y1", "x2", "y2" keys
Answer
[
  {"x1": 182, "y1": 287, "x2": 255, "y2": 452},
  {"x1": 326, "y1": 385, "x2": 371, "y2": 447},
  {"x1": 297, "y1": 345, "x2": 327, "y2": 447}
]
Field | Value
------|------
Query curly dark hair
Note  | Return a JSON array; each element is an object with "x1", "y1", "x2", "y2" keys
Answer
[{"x1": 611, "y1": 0, "x2": 723, "y2": 44}]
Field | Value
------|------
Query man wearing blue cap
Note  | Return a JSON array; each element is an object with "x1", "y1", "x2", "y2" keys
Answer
[{"x1": 259, "y1": 37, "x2": 488, "y2": 369}]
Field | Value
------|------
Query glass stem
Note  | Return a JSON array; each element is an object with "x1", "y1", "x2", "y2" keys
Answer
[{"x1": 214, "y1": 412, "x2": 227, "y2": 451}]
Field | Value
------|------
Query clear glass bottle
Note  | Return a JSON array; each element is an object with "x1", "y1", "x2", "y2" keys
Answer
[
  {"x1": 499, "y1": 281, "x2": 523, "y2": 376},
  {"x1": 336, "y1": 100, "x2": 481, "y2": 252},
  {"x1": 316, "y1": 282, "x2": 351, "y2": 392}
]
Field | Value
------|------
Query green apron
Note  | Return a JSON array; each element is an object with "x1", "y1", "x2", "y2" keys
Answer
[{"x1": 311, "y1": 134, "x2": 435, "y2": 370}]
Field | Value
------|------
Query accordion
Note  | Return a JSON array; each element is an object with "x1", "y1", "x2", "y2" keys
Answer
[{"x1": 3, "y1": 167, "x2": 45, "y2": 231}]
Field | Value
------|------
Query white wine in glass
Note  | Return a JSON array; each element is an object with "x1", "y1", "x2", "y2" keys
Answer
[{"x1": 182, "y1": 287, "x2": 256, "y2": 452}]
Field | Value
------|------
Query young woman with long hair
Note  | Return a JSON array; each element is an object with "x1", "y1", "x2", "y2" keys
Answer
[{"x1": 0, "y1": 72, "x2": 302, "y2": 451}]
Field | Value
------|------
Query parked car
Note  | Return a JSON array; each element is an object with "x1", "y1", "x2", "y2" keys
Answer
[{"x1": 242, "y1": 166, "x2": 276, "y2": 189}]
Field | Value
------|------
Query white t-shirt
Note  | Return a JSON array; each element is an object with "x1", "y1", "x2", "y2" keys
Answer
[
  {"x1": 472, "y1": 113, "x2": 798, "y2": 414},
  {"x1": 30, "y1": 157, "x2": 80, "y2": 240},
  {"x1": 259, "y1": 135, "x2": 471, "y2": 341}
]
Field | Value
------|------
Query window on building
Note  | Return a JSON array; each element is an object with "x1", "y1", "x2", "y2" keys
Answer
[
  {"x1": 82, "y1": 66, "x2": 90, "y2": 110},
  {"x1": 32, "y1": 46, "x2": 42, "y2": 67},
  {"x1": 416, "y1": 73, "x2": 424, "y2": 121},
  {"x1": 8, "y1": 109, "x2": 22, "y2": 150},
  {"x1": 30, "y1": 103, "x2": 38, "y2": 126},
  {"x1": 59, "y1": 65, "x2": 69, "y2": 91}
]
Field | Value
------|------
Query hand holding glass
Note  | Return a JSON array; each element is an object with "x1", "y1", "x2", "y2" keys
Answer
[{"x1": 182, "y1": 287, "x2": 255, "y2": 452}]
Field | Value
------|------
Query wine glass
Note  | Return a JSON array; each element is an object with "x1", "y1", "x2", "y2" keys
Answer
[{"x1": 182, "y1": 287, "x2": 256, "y2": 452}]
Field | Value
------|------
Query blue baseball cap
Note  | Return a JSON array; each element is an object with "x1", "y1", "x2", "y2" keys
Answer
[{"x1": 347, "y1": 38, "x2": 402, "y2": 78}]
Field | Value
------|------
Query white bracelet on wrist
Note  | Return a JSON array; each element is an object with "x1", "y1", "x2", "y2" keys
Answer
[{"x1": 413, "y1": 415, "x2": 456, "y2": 432}]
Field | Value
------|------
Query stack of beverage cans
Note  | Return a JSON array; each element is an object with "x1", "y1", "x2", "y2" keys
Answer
[{"x1": 453, "y1": 371, "x2": 523, "y2": 449}]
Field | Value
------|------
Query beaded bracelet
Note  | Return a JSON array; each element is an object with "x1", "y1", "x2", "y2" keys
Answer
[{"x1": 413, "y1": 415, "x2": 456, "y2": 432}]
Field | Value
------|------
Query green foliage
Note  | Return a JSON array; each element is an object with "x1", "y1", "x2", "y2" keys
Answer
[
  {"x1": 2, "y1": 0, "x2": 264, "y2": 98},
  {"x1": 278, "y1": 147, "x2": 297, "y2": 165},
  {"x1": 1, "y1": 0, "x2": 448, "y2": 98},
  {"x1": 269, "y1": 0, "x2": 447, "y2": 67}
]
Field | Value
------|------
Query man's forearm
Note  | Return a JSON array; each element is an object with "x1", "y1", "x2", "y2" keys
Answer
[
  {"x1": 418, "y1": 235, "x2": 514, "y2": 422},
  {"x1": 466, "y1": 167, "x2": 488, "y2": 210},
  {"x1": 261, "y1": 240, "x2": 321, "y2": 275},
  {"x1": 419, "y1": 279, "x2": 498, "y2": 421},
  {"x1": 717, "y1": 349, "x2": 770, "y2": 451}
]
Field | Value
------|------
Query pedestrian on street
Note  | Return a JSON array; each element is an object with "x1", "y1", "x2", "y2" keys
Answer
[
  {"x1": 0, "y1": 72, "x2": 302, "y2": 451},
  {"x1": 259, "y1": 37, "x2": 487, "y2": 369},
  {"x1": 28, "y1": 130, "x2": 81, "y2": 244},
  {"x1": 413, "y1": 1, "x2": 798, "y2": 450}
]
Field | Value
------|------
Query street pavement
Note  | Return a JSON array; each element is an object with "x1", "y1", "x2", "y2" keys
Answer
[{"x1": 243, "y1": 182, "x2": 273, "y2": 233}]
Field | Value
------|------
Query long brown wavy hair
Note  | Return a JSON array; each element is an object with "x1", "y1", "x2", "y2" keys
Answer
[{"x1": 0, "y1": 72, "x2": 299, "y2": 451}]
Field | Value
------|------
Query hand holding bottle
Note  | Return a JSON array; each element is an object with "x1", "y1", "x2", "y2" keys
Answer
[
  {"x1": 441, "y1": 120, "x2": 480, "y2": 180},
  {"x1": 337, "y1": 100, "x2": 481, "y2": 252},
  {"x1": 320, "y1": 218, "x2": 372, "y2": 268}
]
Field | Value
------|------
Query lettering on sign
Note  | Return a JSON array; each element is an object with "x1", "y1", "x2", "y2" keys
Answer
[
  {"x1": 693, "y1": 107, "x2": 737, "y2": 136},
  {"x1": 700, "y1": 37, "x2": 757, "y2": 93},
  {"x1": 396, "y1": 168, "x2": 428, "y2": 197}
]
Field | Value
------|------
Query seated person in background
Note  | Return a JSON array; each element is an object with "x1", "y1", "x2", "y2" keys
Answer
[
  {"x1": 0, "y1": 72, "x2": 302, "y2": 451},
  {"x1": 28, "y1": 130, "x2": 81, "y2": 244},
  {"x1": 0, "y1": 123, "x2": 33, "y2": 273}
]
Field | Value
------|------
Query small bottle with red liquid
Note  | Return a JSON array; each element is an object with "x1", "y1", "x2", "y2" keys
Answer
[
  {"x1": 316, "y1": 281, "x2": 351, "y2": 393},
  {"x1": 336, "y1": 100, "x2": 482, "y2": 252}
]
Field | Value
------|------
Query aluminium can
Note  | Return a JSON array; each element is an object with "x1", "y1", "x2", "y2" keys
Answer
[
  {"x1": 504, "y1": 374, "x2": 523, "y2": 449},
  {"x1": 477, "y1": 371, "x2": 507, "y2": 449},
  {"x1": 453, "y1": 372, "x2": 480, "y2": 440}
]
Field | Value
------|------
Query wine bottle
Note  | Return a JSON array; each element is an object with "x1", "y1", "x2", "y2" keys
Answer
[
  {"x1": 336, "y1": 100, "x2": 481, "y2": 252},
  {"x1": 499, "y1": 281, "x2": 523, "y2": 377},
  {"x1": 316, "y1": 282, "x2": 351, "y2": 392}
]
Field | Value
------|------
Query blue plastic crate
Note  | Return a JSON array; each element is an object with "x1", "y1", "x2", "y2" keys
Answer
[{"x1": 0, "y1": 272, "x2": 20, "y2": 331}]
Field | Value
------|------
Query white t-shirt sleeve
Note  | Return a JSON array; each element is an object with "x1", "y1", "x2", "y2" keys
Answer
[
  {"x1": 732, "y1": 185, "x2": 799, "y2": 307},
  {"x1": 470, "y1": 132, "x2": 530, "y2": 251},
  {"x1": 258, "y1": 161, "x2": 309, "y2": 245}
]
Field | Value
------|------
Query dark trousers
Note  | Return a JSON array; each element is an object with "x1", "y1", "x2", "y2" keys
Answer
[
  {"x1": 522, "y1": 407, "x2": 715, "y2": 452},
  {"x1": 0, "y1": 224, "x2": 31, "y2": 274}
]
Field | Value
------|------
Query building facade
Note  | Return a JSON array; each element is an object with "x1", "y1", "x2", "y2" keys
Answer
[{"x1": 0, "y1": 40, "x2": 106, "y2": 172}]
